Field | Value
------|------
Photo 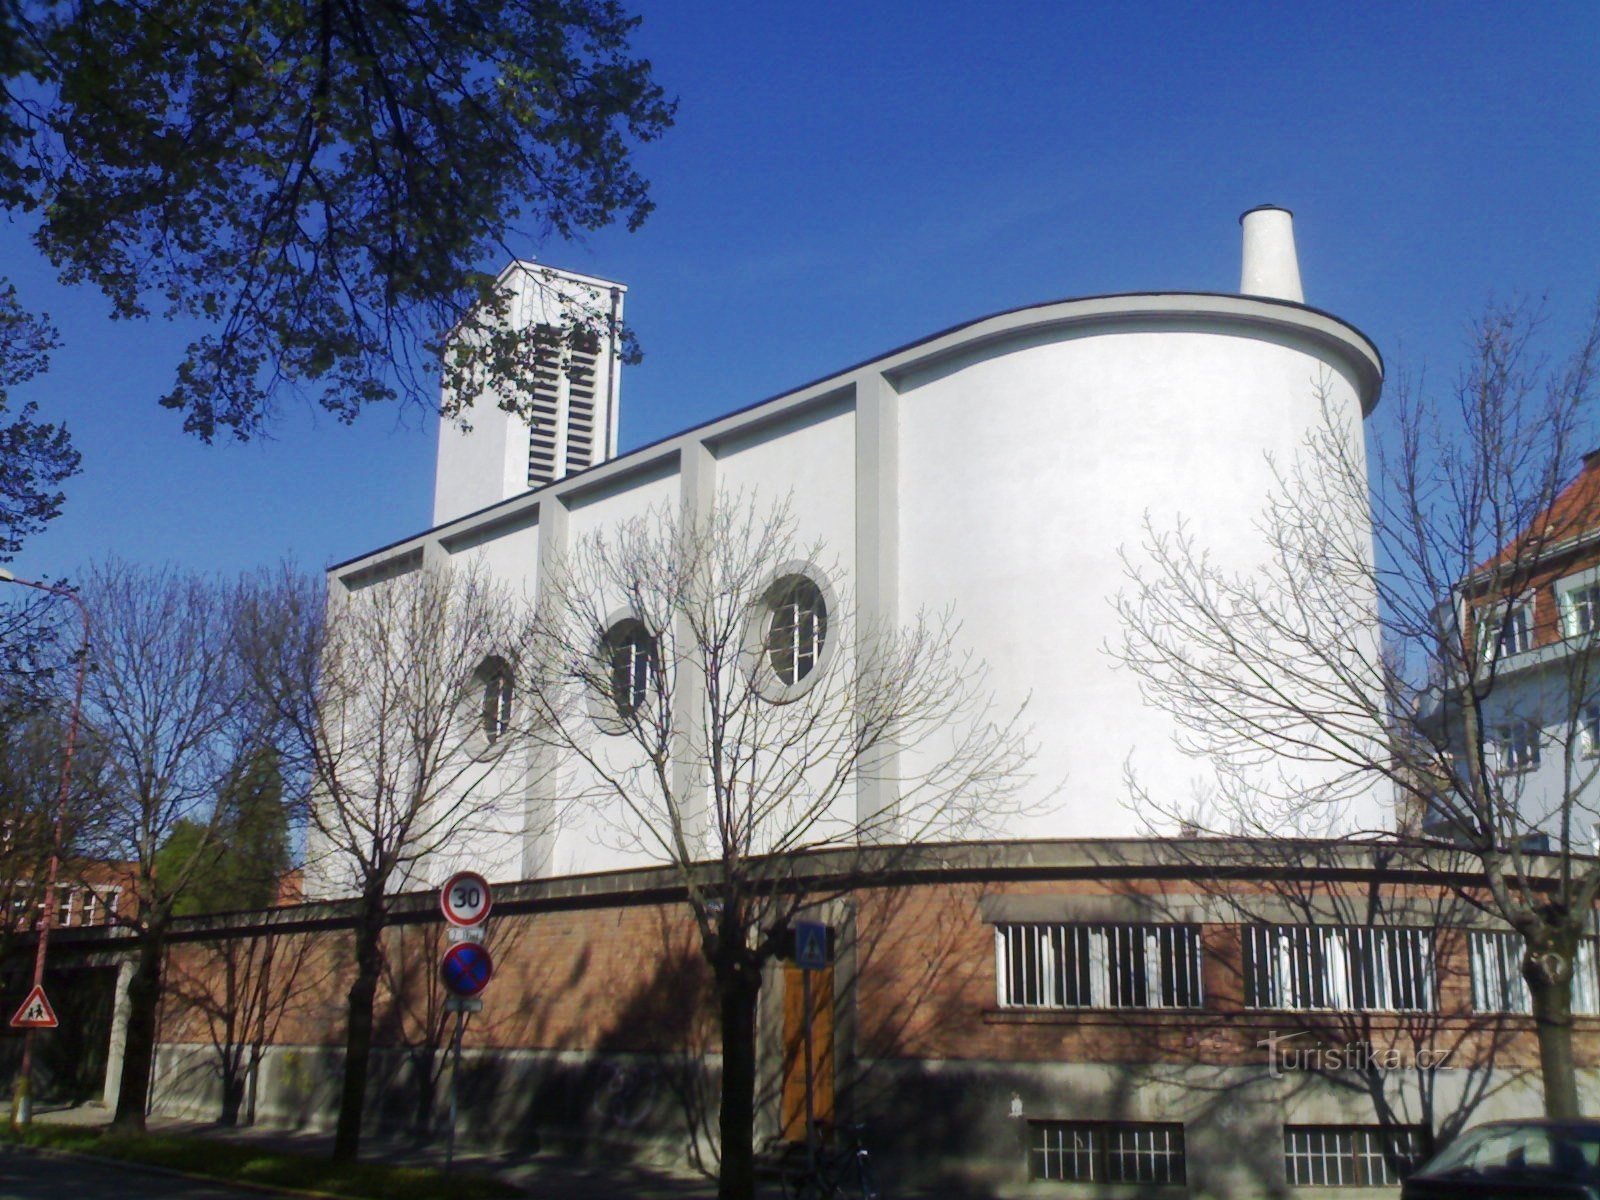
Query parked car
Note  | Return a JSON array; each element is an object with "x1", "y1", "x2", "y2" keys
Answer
[{"x1": 1403, "y1": 1120, "x2": 1600, "y2": 1199}]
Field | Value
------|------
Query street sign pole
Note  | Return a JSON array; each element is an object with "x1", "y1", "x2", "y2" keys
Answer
[
  {"x1": 437, "y1": 872, "x2": 492, "y2": 1173},
  {"x1": 803, "y1": 968, "x2": 816, "y2": 1174},
  {"x1": 445, "y1": 1007, "x2": 466, "y2": 1175},
  {"x1": 790, "y1": 919, "x2": 829, "y2": 1169}
]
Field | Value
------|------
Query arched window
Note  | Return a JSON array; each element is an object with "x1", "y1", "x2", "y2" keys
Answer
[
  {"x1": 765, "y1": 576, "x2": 828, "y2": 686},
  {"x1": 601, "y1": 619, "x2": 657, "y2": 720},
  {"x1": 477, "y1": 657, "x2": 512, "y2": 743}
]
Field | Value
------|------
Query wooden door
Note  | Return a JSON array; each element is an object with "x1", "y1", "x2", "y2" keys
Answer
[{"x1": 779, "y1": 963, "x2": 834, "y2": 1141}]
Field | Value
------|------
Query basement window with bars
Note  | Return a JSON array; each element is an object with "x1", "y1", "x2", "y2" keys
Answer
[
  {"x1": 1242, "y1": 925, "x2": 1433, "y2": 1012},
  {"x1": 1469, "y1": 929, "x2": 1600, "y2": 1015},
  {"x1": 1283, "y1": 1126, "x2": 1428, "y2": 1187},
  {"x1": 995, "y1": 923, "x2": 1204, "y2": 1010},
  {"x1": 1030, "y1": 1122, "x2": 1186, "y2": 1185}
]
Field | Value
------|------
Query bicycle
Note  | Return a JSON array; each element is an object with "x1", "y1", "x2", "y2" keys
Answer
[{"x1": 779, "y1": 1121, "x2": 881, "y2": 1200}]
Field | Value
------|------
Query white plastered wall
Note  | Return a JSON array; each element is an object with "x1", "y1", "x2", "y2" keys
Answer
[{"x1": 895, "y1": 320, "x2": 1386, "y2": 836}]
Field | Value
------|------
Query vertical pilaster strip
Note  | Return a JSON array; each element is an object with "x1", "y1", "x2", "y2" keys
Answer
[
  {"x1": 854, "y1": 372, "x2": 900, "y2": 833},
  {"x1": 421, "y1": 539, "x2": 449, "y2": 573},
  {"x1": 673, "y1": 440, "x2": 717, "y2": 854},
  {"x1": 524, "y1": 494, "x2": 569, "y2": 878}
]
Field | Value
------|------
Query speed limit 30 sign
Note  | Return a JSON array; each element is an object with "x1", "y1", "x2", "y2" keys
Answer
[{"x1": 440, "y1": 870, "x2": 492, "y2": 927}]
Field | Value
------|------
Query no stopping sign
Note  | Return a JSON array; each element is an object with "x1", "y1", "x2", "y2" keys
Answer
[
  {"x1": 440, "y1": 870, "x2": 492, "y2": 927},
  {"x1": 440, "y1": 942, "x2": 494, "y2": 997}
]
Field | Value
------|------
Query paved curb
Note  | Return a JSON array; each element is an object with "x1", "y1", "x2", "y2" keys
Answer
[{"x1": 0, "y1": 1139, "x2": 333, "y2": 1197}]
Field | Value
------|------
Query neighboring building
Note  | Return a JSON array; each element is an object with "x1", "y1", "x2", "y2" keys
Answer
[{"x1": 1438, "y1": 450, "x2": 1600, "y2": 847}]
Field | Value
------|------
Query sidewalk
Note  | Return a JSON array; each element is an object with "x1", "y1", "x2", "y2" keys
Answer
[
  {"x1": 27, "y1": 1103, "x2": 1009, "y2": 1198},
  {"x1": 31, "y1": 1103, "x2": 730, "y2": 1199}
]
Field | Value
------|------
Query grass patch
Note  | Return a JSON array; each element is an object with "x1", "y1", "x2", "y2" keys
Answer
[{"x1": 1, "y1": 1124, "x2": 521, "y2": 1199}]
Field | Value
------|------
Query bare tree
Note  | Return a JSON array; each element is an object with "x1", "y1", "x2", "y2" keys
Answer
[
  {"x1": 241, "y1": 559, "x2": 548, "y2": 1161},
  {"x1": 71, "y1": 559, "x2": 280, "y2": 1133},
  {"x1": 529, "y1": 494, "x2": 1034, "y2": 1200},
  {"x1": 161, "y1": 923, "x2": 324, "y2": 1127},
  {"x1": 1114, "y1": 301, "x2": 1600, "y2": 1116}
]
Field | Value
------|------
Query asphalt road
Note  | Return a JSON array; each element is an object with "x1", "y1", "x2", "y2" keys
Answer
[{"x1": 0, "y1": 1147, "x2": 285, "y2": 1199}]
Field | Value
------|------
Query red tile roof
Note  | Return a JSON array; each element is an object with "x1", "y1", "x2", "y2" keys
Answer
[{"x1": 1474, "y1": 450, "x2": 1600, "y2": 578}]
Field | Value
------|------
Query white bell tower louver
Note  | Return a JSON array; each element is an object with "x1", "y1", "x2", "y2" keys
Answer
[{"x1": 432, "y1": 263, "x2": 626, "y2": 526}]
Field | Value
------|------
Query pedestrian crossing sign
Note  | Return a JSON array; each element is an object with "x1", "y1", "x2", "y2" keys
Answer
[
  {"x1": 794, "y1": 920, "x2": 829, "y2": 971},
  {"x1": 9, "y1": 984, "x2": 57, "y2": 1030}
]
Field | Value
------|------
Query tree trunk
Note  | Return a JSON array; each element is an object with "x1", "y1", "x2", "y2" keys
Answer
[
  {"x1": 333, "y1": 893, "x2": 386, "y2": 1161},
  {"x1": 716, "y1": 957, "x2": 762, "y2": 1200},
  {"x1": 412, "y1": 1045, "x2": 438, "y2": 1141},
  {"x1": 111, "y1": 920, "x2": 167, "y2": 1132},
  {"x1": 218, "y1": 1066, "x2": 245, "y2": 1127},
  {"x1": 1526, "y1": 931, "x2": 1582, "y2": 1118},
  {"x1": 218, "y1": 945, "x2": 242, "y2": 1125}
]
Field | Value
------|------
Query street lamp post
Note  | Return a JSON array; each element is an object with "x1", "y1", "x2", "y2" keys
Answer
[{"x1": 0, "y1": 568, "x2": 90, "y2": 1126}]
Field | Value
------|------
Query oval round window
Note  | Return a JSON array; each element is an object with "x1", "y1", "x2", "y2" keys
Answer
[{"x1": 765, "y1": 577, "x2": 827, "y2": 686}]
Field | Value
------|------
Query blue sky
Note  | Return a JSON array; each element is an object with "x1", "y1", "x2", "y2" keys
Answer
[{"x1": 4, "y1": 0, "x2": 1598, "y2": 583}]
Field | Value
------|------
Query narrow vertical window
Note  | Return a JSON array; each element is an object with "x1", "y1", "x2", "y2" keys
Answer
[
  {"x1": 475, "y1": 656, "x2": 513, "y2": 744},
  {"x1": 602, "y1": 619, "x2": 657, "y2": 719}
]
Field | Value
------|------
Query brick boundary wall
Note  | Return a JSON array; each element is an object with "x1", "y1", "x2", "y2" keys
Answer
[{"x1": 30, "y1": 838, "x2": 1600, "y2": 1195}]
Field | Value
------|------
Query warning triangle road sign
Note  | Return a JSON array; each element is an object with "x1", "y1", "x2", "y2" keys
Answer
[{"x1": 9, "y1": 984, "x2": 57, "y2": 1030}]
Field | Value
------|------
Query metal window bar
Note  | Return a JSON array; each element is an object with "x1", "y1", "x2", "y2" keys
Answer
[
  {"x1": 767, "y1": 590, "x2": 825, "y2": 685},
  {"x1": 1245, "y1": 926, "x2": 1433, "y2": 1011},
  {"x1": 1029, "y1": 1123, "x2": 1184, "y2": 1185},
  {"x1": 1469, "y1": 930, "x2": 1600, "y2": 1015},
  {"x1": 996, "y1": 924, "x2": 1203, "y2": 1009},
  {"x1": 1284, "y1": 1126, "x2": 1425, "y2": 1187}
]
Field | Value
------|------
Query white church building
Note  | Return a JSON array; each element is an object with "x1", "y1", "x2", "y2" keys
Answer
[{"x1": 324, "y1": 205, "x2": 1388, "y2": 891}]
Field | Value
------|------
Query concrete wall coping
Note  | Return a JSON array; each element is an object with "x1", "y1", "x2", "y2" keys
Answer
[{"x1": 39, "y1": 836, "x2": 1545, "y2": 950}]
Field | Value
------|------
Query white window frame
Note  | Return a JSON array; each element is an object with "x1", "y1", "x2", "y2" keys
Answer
[
  {"x1": 608, "y1": 625, "x2": 655, "y2": 717},
  {"x1": 1582, "y1": 705, "x2": 1600, "y2": 759},
  {"x1": 1283, "y1": 1126, "x2": 1427, "y2": 1188},
  {"x1": 767, "y1": 578, "x2": 827, "y2": 687},
  {"x1": 744, "y1": 566, "x2": 839, "y2": 704},
  {"x1": 1242, "y1": 925, "x2": 1434, "y2": 1012},
  {"x1": 1557, "y1": 566, "x2": 1600, "y2": 640},
  {"x1": 82, "y1": 885, "x2": 119, "y2": 926},
  {"x1": 1491, "y1": 721, "x2": 1541, "y2": 773},
  {"x1": 1030, "y1": 1121, "x2": 1186, "y2": 1185},
  {"x1": 475, "y1": 656, "x2": 513, "y2": 745},
  {"x1": 1478, "y1": 600, "x2": 1534, "y2": 663},
  {"x1": 995, "y1": 923, "x2": 1204, "y2": 1010}
]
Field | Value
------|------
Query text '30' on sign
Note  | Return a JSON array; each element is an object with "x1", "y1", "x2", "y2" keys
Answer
[{"x1": 440, "y1": 870, "x2": 492, "y2": 927}]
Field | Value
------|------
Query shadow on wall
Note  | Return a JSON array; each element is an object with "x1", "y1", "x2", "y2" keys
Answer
[
  {"x1": 833, "y1": 841, "x2": 1541, "y2": 1196},
  {"x1": 157, "y1": 928, "x2": 341, "y2": 1127},
  {"x1": 352, "y1": 901, "x2": 719, "y2": 1169}
]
